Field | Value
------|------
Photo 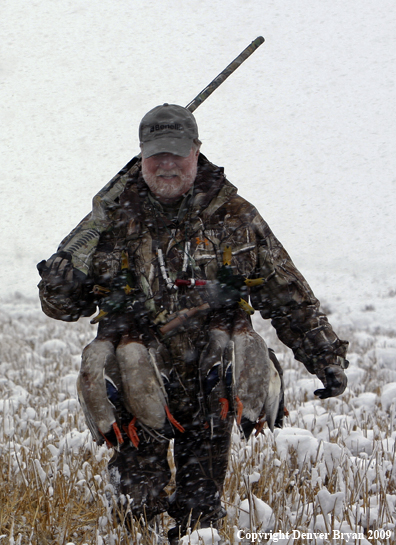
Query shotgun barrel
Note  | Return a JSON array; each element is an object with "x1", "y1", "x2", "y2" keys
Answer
[{"x1": 186, "y1": 36, "x2": 264, "y2": 113}]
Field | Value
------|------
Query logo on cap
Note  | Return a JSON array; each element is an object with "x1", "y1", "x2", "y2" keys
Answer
[{"x1": 150, "y1": 123, "x2": 183, "y2": 133}]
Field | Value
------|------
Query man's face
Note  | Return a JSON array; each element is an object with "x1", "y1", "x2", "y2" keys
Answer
[{"x1": 141, "y1": 146, "x2": 199, "y2": 204}]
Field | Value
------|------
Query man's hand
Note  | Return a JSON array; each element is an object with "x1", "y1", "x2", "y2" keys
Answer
[
  {"x1": 314, "y1": 365, "x2": 348, "y2": 399},
  {"x1": 37, "y1": 251, "x2": 86, "y2": 296}
]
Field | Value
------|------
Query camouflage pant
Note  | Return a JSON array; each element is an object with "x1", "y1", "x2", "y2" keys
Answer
[{"x1": 108, "y1": 408, "x2": 233, "y2": 530}]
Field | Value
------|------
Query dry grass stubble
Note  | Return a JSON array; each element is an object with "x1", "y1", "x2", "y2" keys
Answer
[{"x1": 1, "y1": 296, "x2": 395, "y2": 544}]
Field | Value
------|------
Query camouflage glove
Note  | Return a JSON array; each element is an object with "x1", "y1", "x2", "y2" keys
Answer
[
  {"x1": 314, "y1": 365, "x2": 348, "y2": 399},
  {"x1": 37, "y1": 251, "x2": 87, "y2": 297}
]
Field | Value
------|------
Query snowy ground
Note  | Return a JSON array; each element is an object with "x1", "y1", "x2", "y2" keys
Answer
[
  {"x1": 1, "y1": 0, "x2": 395, "y2": 301},
  {"x1": 1, "y1": 288, "x2": 396, "y2": 544},
  {"x1": 1, "y1": 0, "x2": 396, "y2": 543}
]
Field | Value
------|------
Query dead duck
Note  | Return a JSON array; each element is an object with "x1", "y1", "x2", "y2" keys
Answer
[
  {"x1": 198, "y1": 312, "x2": 233, "y2": 423},
  {"x1": 197, "y1": 309, "x2": 282, "y2": 439},
  {"x1": 78, "y1": 333, "x2": 184, "y2": 449},
  {"x1": 231, "y1": 309, "x2": 282, "y2": 438},
  {"x1": 78, "y1": 250, "x2": 184, "y2": 448},
  {"x1": 115, "y1": 336, "x2": 185, "y2": 435},
  {"x1": 77, "y1": 250, "x2": 137, "y2": 448},
  {"x1": 196, "y1": 246, "x2": 283, "y2": 435},
  {"x1": 77, "y1": 338, "x2": 124, "y2": 448}
]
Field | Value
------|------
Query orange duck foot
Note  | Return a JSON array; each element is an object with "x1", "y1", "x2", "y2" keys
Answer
[
  {"x1": 100, "y1": 422, "x2": 124, "y2": 449},
  {"x1": 123, "y1": 417, "x2": 139, "y2": 448},
  {"x1": 235, "y1": 396, "x2": 243, "y2": 425},
  {"x1": 219, "y1": 398, "x2": 229, "y2": 420},
  {"x1": 254, "y1": 419, "x2": 265, "y2": 436},
  {"x1": 165, "y1": 405, "x2": 185, "y2": 433}
]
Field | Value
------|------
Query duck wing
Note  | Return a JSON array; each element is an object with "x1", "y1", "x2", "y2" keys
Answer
[{"x1": 77, "y1": 339, "x2": 120, "y2": 442}]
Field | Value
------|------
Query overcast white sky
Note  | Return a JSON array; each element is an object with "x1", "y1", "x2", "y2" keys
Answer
[{"x1": 1, "y1": 0, "x2": 395, "y2": 306}]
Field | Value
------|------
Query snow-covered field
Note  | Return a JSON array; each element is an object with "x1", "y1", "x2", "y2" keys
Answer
[
  {"x1": 1, "y1": 0, "x2": 395, "y2": 299},
  {"x1": 1, "y1": 0, "x2": 396, "y2": 543},
  {"x1": 1, "y1": 288, "x2": 396, "y2": 544}
]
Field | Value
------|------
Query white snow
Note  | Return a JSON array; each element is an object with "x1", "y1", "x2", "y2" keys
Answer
[
  {"x1": 238, "y1": 496, "x2": 275, "y2": 531},
  {"x1": 180, "y1": 527, "x2": 222, "y2": 545},
  {"x1": 1, "y1": 0, "x2": 396, "y2": 543},
  {"x1": 315, "y1": 489, "x2": 344, "y2": 518},
  {"x1": 274, "y1": 428, "x2": 321, "y2": 469},
  {"x1": 381, "y1": 383, "x2": 396, "y2": 411},
  {"x1": 1, "y1": 0, "x2": 395, "y2": 311}
]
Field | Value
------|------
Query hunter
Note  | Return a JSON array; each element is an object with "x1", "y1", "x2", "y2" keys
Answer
[{"x1": 37, "y1": 103, "x2": 349, "y2": 543}]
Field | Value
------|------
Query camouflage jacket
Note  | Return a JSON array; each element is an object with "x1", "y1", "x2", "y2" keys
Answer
[{"x1": 38, "y1": 154, "x2": 348, "y2": 380}]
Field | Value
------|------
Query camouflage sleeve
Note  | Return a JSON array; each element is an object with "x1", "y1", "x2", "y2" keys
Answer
[
  {"x1": 249, "y1": 211, "x2": 348, "y2": 381},
  {"x1": 37, "y1": 251, "x2": 96, "y2": 322}
]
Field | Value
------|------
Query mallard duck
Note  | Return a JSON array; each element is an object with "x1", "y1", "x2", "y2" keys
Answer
[
  {"x1": 231, "y1": 310, "x2": 282, "y2": 438},
  {"x1": 198, "y1": 314, "x2": 232, "y2": 422},
  {"x1": 115, "y1": 338, "x2": 184, "y2": 434},
  {"x1": 78, "y1": 335, "x2": 184, "y2": 449},
  {"x1": 197, "y1": 308, "x2": 282, "y2": 439},
  {"x1": 77, "y1": 339, "x2": 124, "y2": 448},
  {"x1": 79, "y1": 250, "x2": 183, "y2": 447}
]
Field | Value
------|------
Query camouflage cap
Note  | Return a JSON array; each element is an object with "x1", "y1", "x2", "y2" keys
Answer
[{"x1": 139, "y1": 104, "x2": 199, "y2": 158}]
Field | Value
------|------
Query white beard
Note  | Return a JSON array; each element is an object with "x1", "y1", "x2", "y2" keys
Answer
[{"x1": 142, "y1": 164, "x2": 197, "y2": 203}]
